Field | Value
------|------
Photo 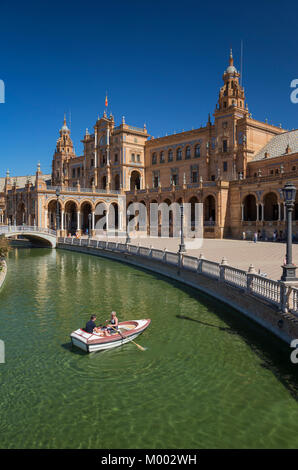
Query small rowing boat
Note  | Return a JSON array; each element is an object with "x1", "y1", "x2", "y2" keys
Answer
[{"x1": 70, "y1": 319, "x2": 151, "y2": 353}]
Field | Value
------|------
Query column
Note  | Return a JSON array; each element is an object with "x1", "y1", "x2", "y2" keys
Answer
[
  {"x1": 241, "y1": 204, "x2": 244, "y2": 222},
  {"x1": 77, "y1": 211, "x2": 80, "y2": 231},
  {"x1": 118, "y1": 210, "x2": 122, "y2": 231},
  {"x1": 92, "y1": 211, "x2": 95, "y2": 231},
  {"x1": 44, "y1": 209, "x2": 48, "y2": 228},
  {"x1": 261, "y1": 203, "x2": 264, "y2": 221},
  {"x1": 284, "y1": 204, "x2": 286, "y2": 221},
  {"x1": 278, "y1": 203, "x2": 281, "y2": 221},
  {"x1": 61, "y1": 210, "x2": 64, "y2": 231},
  {"x1": 256, "y1": 204, "x2": 259, "y2": 222}
]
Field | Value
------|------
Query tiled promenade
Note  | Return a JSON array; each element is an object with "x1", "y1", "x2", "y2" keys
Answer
[{"x1": 91, "y1": 234, "x2": 295, "y2": 281}]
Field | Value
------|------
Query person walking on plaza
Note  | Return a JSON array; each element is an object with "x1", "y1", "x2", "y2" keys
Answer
[{"x1": 253, "y1": 231, "x2": 258, "y2": 243}]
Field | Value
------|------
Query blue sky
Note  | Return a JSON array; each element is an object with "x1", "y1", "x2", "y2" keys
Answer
[{"x1": 0, "y1": 0, "x2": 297, "y2": 177}]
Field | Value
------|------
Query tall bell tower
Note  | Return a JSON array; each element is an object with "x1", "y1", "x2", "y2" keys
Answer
[
  {"x1": 216, "y1": 49, "x2": 247, "y2": 112},
  {"x1": 211, "y1": 50, "x2": 249, "y2": 181},
  {"x1": 52, "y1": 115, "x2": 76, "y2": 186}
]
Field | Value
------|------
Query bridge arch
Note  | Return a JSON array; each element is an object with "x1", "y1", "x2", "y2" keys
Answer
[{"x1": 0, "y1": 226, "x2": 57, "y2": 248}]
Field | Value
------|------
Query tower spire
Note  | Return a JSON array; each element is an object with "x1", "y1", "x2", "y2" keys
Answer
[{"x1": 229, "y1": 48, "x2": 234, "y2": 67}]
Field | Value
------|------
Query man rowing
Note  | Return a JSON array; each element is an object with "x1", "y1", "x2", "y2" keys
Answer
[{"x1": 85, "y1": 315, "x2": 97, "y2": 333}]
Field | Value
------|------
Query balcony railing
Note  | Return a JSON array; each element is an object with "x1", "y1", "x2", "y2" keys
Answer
[{"x1": 46, "y1": 185, "x2": 121, "y2": 194}]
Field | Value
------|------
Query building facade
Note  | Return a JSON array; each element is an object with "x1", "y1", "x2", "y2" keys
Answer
[{"x1": 1, "y1": 50, "x2": 298, "y2": 240}]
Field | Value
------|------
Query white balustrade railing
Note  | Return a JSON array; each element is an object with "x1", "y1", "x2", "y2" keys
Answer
[
  {"x1": 139, "y1": 246, "x2": 151, "y2": 257},
  {"x1": 151, "y1": 249, "x2": 165, "y2": 261},
  {"x1": 0, "y1": 225, "x2": 56, "y2": 236},
  {"x1": 223, "y1": 266, "x2": 247, "y2": 289},
  {"x1": 165, "y1": 252, "x2": 179, "y2": 266},
  {"x1": 201, "y1": 259, "x2": 220, "y2": 279},
  {"x1": 182, "y1": 255, "x2": 199, "y2": 272},
  {"x1": 127, "y1": 245, "x2": 139, "y2": 255},
  {"x1": 250, "y1": 275, "x2": 280, "y2": 305},
  {"x1": 289, "y1": 287, "x2": 298, "y2": 315}
]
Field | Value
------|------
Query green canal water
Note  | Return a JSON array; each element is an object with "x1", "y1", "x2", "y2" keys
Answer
[{"x1": 1, "y1": 248, "x2": 298, "y2": 449}]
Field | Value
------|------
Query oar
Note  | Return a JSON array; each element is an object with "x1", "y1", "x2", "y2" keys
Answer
[{"x1": 108, "y1": 325, "x2": 146, "y2": 352}]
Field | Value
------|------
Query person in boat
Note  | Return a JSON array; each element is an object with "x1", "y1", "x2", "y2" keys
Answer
[
  {"x1": 85, "y1": 315, "x2": 97, "y2": 333},
  {"x1": 102, "y1": 311, "x2": 119, "y2": 336}
]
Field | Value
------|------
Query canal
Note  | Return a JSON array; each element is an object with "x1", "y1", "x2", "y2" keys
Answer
[{"x1": 1, "y1": 247, "x2": 298, "y2": 449}]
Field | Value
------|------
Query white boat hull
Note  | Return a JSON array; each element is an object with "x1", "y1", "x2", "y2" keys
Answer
[{"x1": 70, "y1": 319, "x2": 151, "y2": 353}]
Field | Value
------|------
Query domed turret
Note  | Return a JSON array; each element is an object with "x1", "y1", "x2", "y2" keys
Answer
[
  {"x1": 60, "y1": 114, "x2": 70, "y2": 134},
  {"x1": 215, "y1": 49, "x2": 247, "y2": 113}
]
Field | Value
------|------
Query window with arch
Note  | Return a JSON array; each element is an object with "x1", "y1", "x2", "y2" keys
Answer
[
  {"x1": 168, "y1": 150, "x2": 173, "y2": 162},
  {"x1": 160, "y1": 151, "x2": 165, "y2": 163},
  {"x1": 176, "y1": 148, "x2": 182, "y2": 161},
  {"x1": 194, "y1": 144, "x2": 201, "y2": 158},
  {"x1": 152, "y1": 153, "x2": 157, "y2": 165},
  {"x1": 185, "y1": 146, "x2": 191, "y2": 159}
]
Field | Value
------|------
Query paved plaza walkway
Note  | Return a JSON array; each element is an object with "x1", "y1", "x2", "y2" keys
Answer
[{"x1": 90, "y1": 234, "x2": 294, "y2": 281}]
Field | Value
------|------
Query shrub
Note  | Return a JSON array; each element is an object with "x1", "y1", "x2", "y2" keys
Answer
[{"x1": 0, "y1": 235, "x2": 10, "y2": 259}]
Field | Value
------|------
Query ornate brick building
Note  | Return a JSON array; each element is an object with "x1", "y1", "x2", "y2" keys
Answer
[{"x1": 1, "y1": 50, "x2": 297, "y2": 240}]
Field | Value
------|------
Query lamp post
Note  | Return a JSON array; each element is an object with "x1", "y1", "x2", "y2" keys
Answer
[
  {"x1": 178, "y1": 203, "x2": 186, "y2": 253},
  {"x1": 56, "y1": 187, "x2": 60, "y2": 233},
  {"x1": 88, "y1": 213, "x2": 92, "y2": 238},
  {"x1": 281, "y1": 181, "x2": 297, "y2": 282}
]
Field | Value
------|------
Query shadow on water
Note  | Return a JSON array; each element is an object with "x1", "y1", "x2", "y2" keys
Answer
[
  {"x1": 61, "y1": 342, "x2": 87, "y2": 356},
  {"x1": 176, "y1": 314, "x2": 237, "y2": 335},
  {"x1": 174, "y1": 286, "x2": 298, "y2": 401}
]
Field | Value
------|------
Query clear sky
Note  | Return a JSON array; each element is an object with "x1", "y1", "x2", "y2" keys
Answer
[{"x1": 0, "y1": 0, "x2": 297, "y2": 177}]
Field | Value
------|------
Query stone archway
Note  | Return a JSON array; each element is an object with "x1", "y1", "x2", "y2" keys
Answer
[
  {"x1": 65, "y1": 200, "x2": 78, "y2": 235},
  {"x1": 16, "y1": 202, "x2": 26, "y2": 225},
  {"x1": 47, "y1": 199, "x2": 62, "y2": 230},
  {"x1": 130, "y1": 171, "x2": 141, "y2": 190},
  {"x1": 81, "y1": 201, "x2": 92, "y2": 234},
  {"x1": 108, "y1": 202, "x2": 119, "y2": 231},
  {"x1": 204, "y1": 195, "x2": 216, "y2": 223},
  {"x1": 263, "y1": 192, "x2": 278, "y2": 221},
  {"x1": 243, "y1": 194, "x2": 257, "y2": 221},
  {"x1": 95, "y1": 201, "x2": 108, "y2": 232},
  {"x1": 189, "y1": 196, "x2": 199, "y2": 229}
]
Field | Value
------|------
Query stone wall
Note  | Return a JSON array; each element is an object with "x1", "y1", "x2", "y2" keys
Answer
[{"x1": 0, "y1": 259, "x2": 7, "y2": 290}]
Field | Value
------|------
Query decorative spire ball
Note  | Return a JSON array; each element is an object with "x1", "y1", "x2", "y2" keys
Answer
[
  {"x1": 225, "y1": 48, "x2": 237, "y2": 75},
  {"x1": 229, "y1": 48, "x2": 233, "y2": 65}
]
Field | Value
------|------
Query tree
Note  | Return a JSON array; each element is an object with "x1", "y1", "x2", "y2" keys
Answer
[{"x1": 0, "y1": 235, "x2": 10, "y2": 260}]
